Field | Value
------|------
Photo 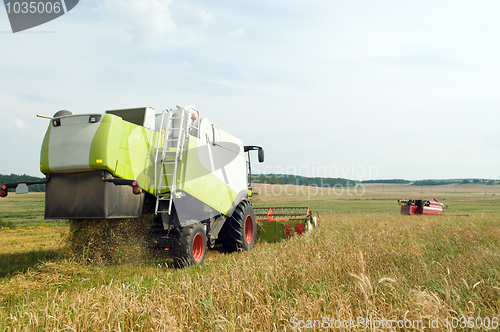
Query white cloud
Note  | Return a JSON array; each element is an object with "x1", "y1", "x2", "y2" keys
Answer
[
  {"x1": 102, "y1": 0, "x2": 177, "y2": 43},
  {"x1": 199, "y1": 10, "x2": 215, "y2": 27},
  {"x1": 13, "y1": 118, "x2": 26, "y2": 129},
  {"x1": 229, "y1": 28, "x2": 244, "y2": 37}
]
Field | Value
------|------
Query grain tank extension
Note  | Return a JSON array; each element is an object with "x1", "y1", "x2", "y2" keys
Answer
[{"x1": 1, "y1": 106, "x2": 265, "y2": 267}]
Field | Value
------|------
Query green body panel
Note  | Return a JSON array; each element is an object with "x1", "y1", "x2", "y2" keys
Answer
[
  {"x1": 83, "y1": 114, "x2": 160, "y2": 193},
  {"x1": 258, "y1": 220, "x2": 306, "y2": 243},
  {"x1": 39, "y1": 125, "x2": 51, "y2": 173},
  {"x1": 88, "y1": 114, "x2": 121, "y2": 174},
  {"x1": 112, "y1": 119, "x2": 157, "y2": 192},
  {"x1": 259, "y1": 221, "x2": 286, "y2": 242}
]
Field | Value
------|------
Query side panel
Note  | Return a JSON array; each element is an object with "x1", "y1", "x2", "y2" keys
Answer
[
  {"x1": 40, "y1": 124, "x2": 51, "y2": 173},
  {"x1": 181, "y1": 133, "x2": 247, "y2": 216},
  {"x1": 41, "y1": 114, "x2": 116, "y2": 175},
  {"x1": 114, "y1": 121, "x2": 158, "y2": 193},
  {"x1": 45, "y1": 171, "x2": 144, "y2": 219},
  {"x1": 199, "y1": 119, "x2": 247, "y2": 195},
  {"x1": 89, "y1": 114, "x2": 121, "y2": 174},
  {"x1": 46, "y1": 115, "x2": 101, "y2": 173}
]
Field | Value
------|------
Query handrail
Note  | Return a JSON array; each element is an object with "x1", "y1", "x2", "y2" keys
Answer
[{"x1": 154, "y1": 108, "x2": 168, "y2": 196}]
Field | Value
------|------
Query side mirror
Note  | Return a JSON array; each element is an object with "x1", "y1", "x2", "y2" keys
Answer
[
  {"x1": 258, "y1": 148, "x2": 265, "y2": 163},
  {"x1": 16, "y1": 183, "x2": 29, "y2": 194}
]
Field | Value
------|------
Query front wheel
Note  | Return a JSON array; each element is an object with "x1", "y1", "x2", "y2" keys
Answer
[
  {"x1": 221, "y1": 200, "x2": 256, "y2": 252},
  {"x1": 171, "y1": 223, "x2": 207, "y2": 268}
]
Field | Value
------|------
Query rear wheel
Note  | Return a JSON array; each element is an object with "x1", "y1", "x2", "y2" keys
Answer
[
  {"x1": 171, "y1": 223, "x2": 207, "y2": 268},
  {"x1": 221, "y1": 200, "x2": 256, "y2": 252}
]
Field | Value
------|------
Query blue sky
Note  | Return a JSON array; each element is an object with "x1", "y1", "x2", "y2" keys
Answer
[{"x1": 1, "y1": 0, "x2": 499, "y2": 180}]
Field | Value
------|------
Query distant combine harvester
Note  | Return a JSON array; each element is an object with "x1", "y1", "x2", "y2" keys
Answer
[{"x1": 397, "y1": 198, "x2": 444, "y2": 215}]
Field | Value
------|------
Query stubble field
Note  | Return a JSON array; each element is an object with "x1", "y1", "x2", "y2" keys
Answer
[{"x1": 0, "y1": 183, "x2": 499, "y2": 331}]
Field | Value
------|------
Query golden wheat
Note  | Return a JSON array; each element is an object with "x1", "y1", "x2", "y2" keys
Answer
[{"x1": 1, "y1": 212, "x2": 499, "y2": 331}]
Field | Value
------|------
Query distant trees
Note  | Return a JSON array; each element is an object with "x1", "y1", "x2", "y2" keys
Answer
[
  {"x1": 412, "y1": 179, "x2": 494, "y2": 186},
  {"x1": 361, "y1": 179, "x2": 410, "y2": 184},
  {"x1": 254, "y1": 176, "x2": 499, "y2": 187},
  {"x1": 412, "y1": 180, "x2": 451, "y2": 186},
  {"x1": 253, "y1": 174, "x2": 355, "y2": 187}
]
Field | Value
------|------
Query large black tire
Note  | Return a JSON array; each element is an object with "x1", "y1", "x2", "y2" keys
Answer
[
  {"x1": 221, "y1": 200, "x2": 257, "y2": 252},
  {"x1": 171, "y1": 223, "x2": 208, "y2": 268}
]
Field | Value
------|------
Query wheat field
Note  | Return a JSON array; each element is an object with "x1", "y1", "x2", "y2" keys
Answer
[{"x1": 1, "y1": 184, "x2": 499, "y2": 331}]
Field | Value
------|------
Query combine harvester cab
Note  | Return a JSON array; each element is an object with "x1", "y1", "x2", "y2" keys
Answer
[
  {"x1": 1, "y1": 106, "x2": 266, "y2": 267},
  {"x1": 398, "y1": 198, "x2": 444, "y2": 215}
]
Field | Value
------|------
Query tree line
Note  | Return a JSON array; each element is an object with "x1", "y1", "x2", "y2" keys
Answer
[
  {"x1": 412, "y1": 179, "x2": 498, "y2": 186},
  {"x1": 252, "y1": 174, "x2": 355, "y2": 187},
  {"x1": 361, "y1": 179, "x2": 410, "y2": 184}
]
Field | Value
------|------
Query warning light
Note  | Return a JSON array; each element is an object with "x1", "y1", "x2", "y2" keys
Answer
[
  {"x1": 132, "y1": 186, "x2": 141, "y2": 195},
  {"x1": 0, "y1": 185, "x2": 7, "y2": 197},
  {"x1": 191, "y1": 112, "x2": 197, "y2": 120},
  {"x1": 132, "y1": 181, "x2": 137, "y2": 186}
]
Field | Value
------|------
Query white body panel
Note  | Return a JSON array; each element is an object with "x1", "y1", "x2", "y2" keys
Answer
[
  {"x1": 197, "y1": 117, "x2": 247, "y2": 197},
  {"x1": 48, "y1": 115, "x2": 100, "y2": 173}
]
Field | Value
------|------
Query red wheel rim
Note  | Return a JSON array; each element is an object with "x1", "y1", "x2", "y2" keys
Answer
[
  {"x1": 192, "y1": 233, "x2": 204, "y2": 263},
  {"x1": 244, "y1": 215, "x2": 254, "y2": 244}
]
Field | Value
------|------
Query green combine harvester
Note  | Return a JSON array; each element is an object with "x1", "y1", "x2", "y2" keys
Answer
[{"x1": 1, "y1": 106, "x2": 317, "y2": 266}]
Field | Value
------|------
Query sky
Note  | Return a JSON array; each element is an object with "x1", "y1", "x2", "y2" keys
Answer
[{"x1": 1, "y1": 0, "x2": 499, "y2": 181}]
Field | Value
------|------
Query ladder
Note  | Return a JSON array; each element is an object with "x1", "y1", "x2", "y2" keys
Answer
[{"x1": 154, "y1": 107, "x2": 188, "y2": 215}]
